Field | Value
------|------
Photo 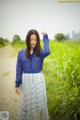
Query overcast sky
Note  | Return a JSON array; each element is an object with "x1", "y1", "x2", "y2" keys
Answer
[{"x1": 0, "y1": 0, "x2": 80, "y2": 41}]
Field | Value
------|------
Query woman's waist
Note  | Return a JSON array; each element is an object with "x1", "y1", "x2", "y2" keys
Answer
[
  {"x1": 22, "y1": 71, "x2": 44, "y2": 80},
  {"x1": 23, "y1": 69, "x2": 42, "y2": 74},
  {"x1": 23, "y1": 71, "x2": 42, "y2": 75}
]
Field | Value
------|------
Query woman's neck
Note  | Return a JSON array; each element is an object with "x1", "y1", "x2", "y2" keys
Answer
[{"x1": 30, "y1": 48, "x2": 34, "y2": 54}]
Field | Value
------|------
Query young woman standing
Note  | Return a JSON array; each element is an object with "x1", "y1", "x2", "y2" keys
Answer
[{"x1": 15, "y1": 29, "x2": 50, "y2": 120}]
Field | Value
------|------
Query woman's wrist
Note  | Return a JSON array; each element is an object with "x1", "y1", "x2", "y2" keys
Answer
[
  {"x1": 15, "y1": 87, "x2": 19, "y2": 89},
  {"x1": 43, "y1": 34, "x2": 48, "y2": 40}
]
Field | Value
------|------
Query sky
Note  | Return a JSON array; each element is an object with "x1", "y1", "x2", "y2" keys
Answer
[{"x1": 0, "y1": 0, "x2": 80, "y2": 41}]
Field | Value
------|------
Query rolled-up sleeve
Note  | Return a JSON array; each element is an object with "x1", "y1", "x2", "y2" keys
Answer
[{"x1": 15, "y1": 51, "x2": 23, "y2": 88}]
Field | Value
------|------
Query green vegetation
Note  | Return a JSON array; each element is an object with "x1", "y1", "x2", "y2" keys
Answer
[
  {"x1": 11, "y1": 41, "x2": 26, "y2": 53},
  {"x1": 0, "y1": 38, "x2": 10, "y2": 48},
  {"x1": 11, "y1": 34, "x2": 25, "y2": 52},
  {"x1": 12, "y1": 40, "x2": 80, "y2": 120},
  {"x1": 13, "y1": 34, "x2": 21, "y2": 42},
  {"x1": 54, "y1": 33, "x2": 69, "y2": 42},
  {"x1": 43, "y1": 41, "x2": 80, "y2": 120}
]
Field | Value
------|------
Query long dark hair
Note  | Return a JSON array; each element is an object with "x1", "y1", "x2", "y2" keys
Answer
[{"x1": 25, "y1": 29, "x2": 42, "y2": 58}]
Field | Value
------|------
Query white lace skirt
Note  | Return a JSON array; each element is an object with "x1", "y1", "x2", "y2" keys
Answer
[{"x1": 18, "y1": 72, "x2": 49, "y2": 120}]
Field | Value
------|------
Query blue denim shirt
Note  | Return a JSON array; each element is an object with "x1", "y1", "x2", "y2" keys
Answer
[{"x1": 15, "y1": 34, "x2": 50, "y2": 87}]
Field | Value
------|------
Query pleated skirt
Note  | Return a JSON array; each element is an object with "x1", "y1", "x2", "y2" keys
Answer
[{"x1": 18, "y1": 72, "x2": 49, "y2": 120}]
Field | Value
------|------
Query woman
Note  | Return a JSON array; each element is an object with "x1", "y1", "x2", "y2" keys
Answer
[{"x1": 15, "y1": 29, "x2": 50, "y2": 120}]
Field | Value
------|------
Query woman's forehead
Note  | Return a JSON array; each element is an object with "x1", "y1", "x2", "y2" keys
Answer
[{"x1": 30, "y1": 34, "x2": 37, "y2": 39}]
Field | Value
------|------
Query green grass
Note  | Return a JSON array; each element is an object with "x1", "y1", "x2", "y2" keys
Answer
[
  {"x1": 11, "y1": 41, "x2": 26, "y2": 56},
  {"x1": 43, "y1": 41, "x2": 80, "y2": 120},
  {"x1": 12, "y1": 40, "x2": 80, "y2": 120},
  {"x1": 0, "y1": 41, "x2": 10, "y2": 48}
]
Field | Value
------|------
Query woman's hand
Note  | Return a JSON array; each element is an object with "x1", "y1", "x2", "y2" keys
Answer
[
  {"x1": 41, "y1": 32, "x2": 47, "y2": 36},
  {"x1": 15, "y1": 87, "x2": 20, "y2": 95}
]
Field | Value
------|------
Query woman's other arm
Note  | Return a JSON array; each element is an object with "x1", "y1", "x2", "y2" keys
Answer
[{"x1": 15, "y1": 50, "x2": 23, "y2": 94}]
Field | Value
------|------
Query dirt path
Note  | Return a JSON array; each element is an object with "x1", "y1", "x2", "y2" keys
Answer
[{"x1": 0, "y1": 45, "x2": 19, "y2": 120}]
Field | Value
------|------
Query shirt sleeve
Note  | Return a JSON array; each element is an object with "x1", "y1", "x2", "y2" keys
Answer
[
  {"x1": 15, "y1": 51, "x2": 23, "y2": 88},
  {"x1": 41, "y1": 34, "x2": 50, "y2": 59}
]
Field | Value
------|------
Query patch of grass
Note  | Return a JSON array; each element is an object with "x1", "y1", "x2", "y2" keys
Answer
[
  {"x1": 43, "y1": 41, "x2": 80, "y2": 120},
  {"x1": 3, "y1": 71, "x2": 10, "y2": 76}
]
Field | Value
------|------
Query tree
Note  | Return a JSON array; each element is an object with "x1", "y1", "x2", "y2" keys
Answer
[
  {"x1": 13, "y1": 35, "x2": 21, "y2": 42},
  {"x1": 55, "y1": 33, "x2": 65, "y2": 42},
  {"x1": 4, "y1": 38, "x2": 9, "y2": 42},
  {"x1": 0, "y1": 38, "x2": 5, "y2": 46}
]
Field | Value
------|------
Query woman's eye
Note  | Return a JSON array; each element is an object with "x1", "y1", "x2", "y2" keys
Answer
[{"x1": 30, "y1": 39, "x2": 37, "y2": 41}]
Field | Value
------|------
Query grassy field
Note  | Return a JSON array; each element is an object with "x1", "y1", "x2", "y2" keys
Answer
[
  {"x1": 44, "y1": 41, "x2": 80, "y2": 120},
  {"x1": 12, "y1": 40, "x2": 80, "y2": 120}
]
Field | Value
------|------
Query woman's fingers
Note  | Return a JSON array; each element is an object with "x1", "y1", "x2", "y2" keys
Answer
[
  {"x1": 15, "y1": 88, "x2": 20, "y2": 95},
  {"x1": 41, "y1": 32, "x2": 47, "y2": 35}
]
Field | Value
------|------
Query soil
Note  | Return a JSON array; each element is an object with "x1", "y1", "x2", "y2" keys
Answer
[{"x1": 0, "y1": 45, "x2": 19, "y2": 120}]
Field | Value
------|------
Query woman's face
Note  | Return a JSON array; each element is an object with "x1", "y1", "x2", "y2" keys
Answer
[{"x1": 30, "y1": 34, "x2": 37, "y2": 49}]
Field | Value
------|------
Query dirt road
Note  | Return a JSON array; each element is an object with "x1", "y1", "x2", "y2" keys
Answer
[{"x1": 0, "y1": 45, "x2": 19, "y2": 120}]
